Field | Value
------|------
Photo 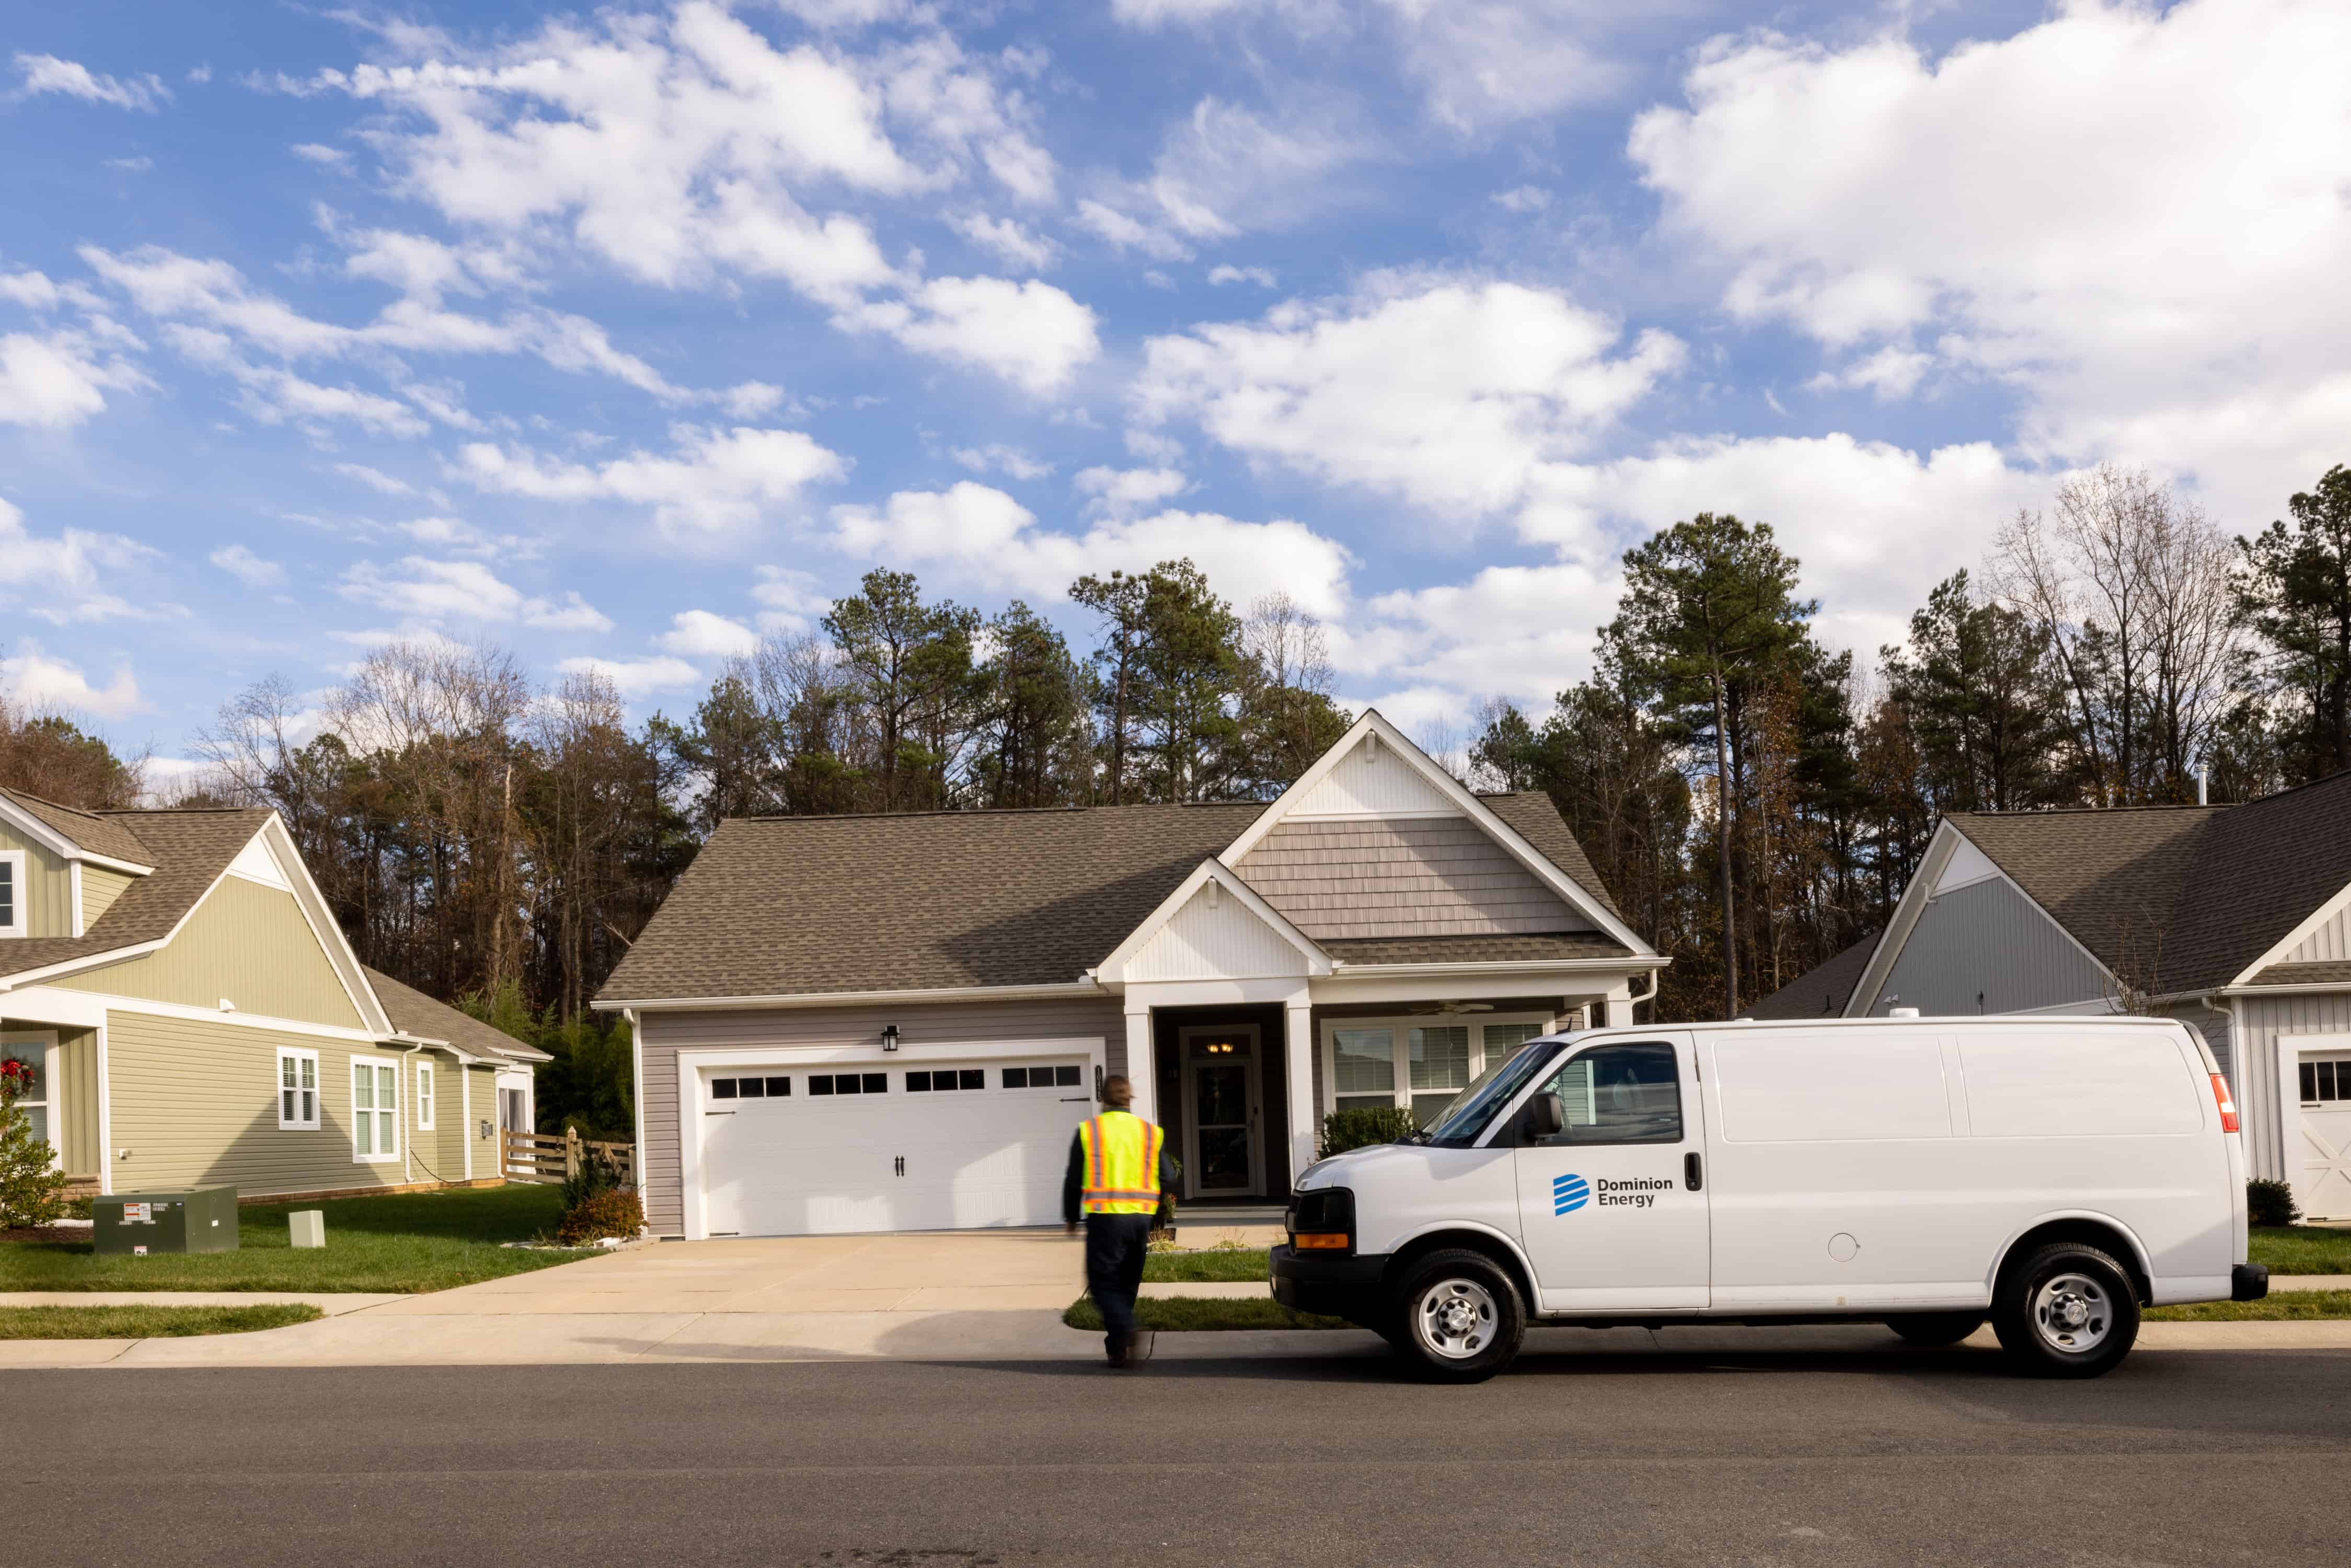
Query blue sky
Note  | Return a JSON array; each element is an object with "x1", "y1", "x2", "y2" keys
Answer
[{"x1": 4, "y1": 1, "x2": 2346, "y2": 778}]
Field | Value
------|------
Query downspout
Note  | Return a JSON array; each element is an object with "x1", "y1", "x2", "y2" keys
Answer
[
  {"x1": 1625, "y1": 966, "x2": 1661, "y2": 1022},
  {"x1": 95, "y1": 1020, "x2": 112, "y2": 1197}
]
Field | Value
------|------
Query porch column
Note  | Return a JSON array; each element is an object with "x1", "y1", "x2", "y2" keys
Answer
[
  {"x1": 1284, "y1": 997, "x2": 1315, "y2": 1182},
  {"x1": 1124, "y1": 1006, "x2": 1156, "y2": 1124}
]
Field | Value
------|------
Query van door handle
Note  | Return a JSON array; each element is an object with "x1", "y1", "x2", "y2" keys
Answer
[{"x1": 1684, "y1": 1152, "x2": 1703, "y2": 1192}]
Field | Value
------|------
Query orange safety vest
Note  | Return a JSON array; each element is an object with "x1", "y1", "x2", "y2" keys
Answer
[{"x1": 1078, "y1": 1111, "x2": 1166, "y2": 1215}]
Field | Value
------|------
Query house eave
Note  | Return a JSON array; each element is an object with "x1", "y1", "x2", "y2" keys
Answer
[
  {"x1": 593, "y1": 978, "x2": 1109, "y2": 1013},
  {"x1": 1324, "y1": 955, "x2": 1668, "y2": 981}
]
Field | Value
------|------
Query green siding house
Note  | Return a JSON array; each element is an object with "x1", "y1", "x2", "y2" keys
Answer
[{"x1": 0, "y1": 788, "x2": 547, "y2": 1198}]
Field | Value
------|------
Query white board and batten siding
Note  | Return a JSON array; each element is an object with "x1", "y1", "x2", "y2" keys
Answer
[
  {"x1": 2281, "y1": 904, "x2": 2351, "y2": 964},
  {"x1": 1285, "y1": 739, "x2": 1461, "y2": 818},
  {"x1": 2231, "y1": 990, "x2": 2351, "y2": 1187},
  {"x1": 1126, "y1": 883, "x2": 1313, "y2": 982},
  {"x1": 638, "y1": 995, "x2": 1125, "y2": 1237}
]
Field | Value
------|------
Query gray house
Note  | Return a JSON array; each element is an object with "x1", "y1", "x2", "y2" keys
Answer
[
  {"x1": 1750, "y1": 772, "x2": 2351, "y2": 1220},
  {"x1": 594, "y1": 712, "x2": 1665, "y2": 1240}
]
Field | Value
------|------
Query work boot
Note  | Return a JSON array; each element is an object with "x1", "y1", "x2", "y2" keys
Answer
[
  {"x1": 1126, "y1": 1330, "x2": 1156, "y2": 1364},
  {"x1": 1105, "y1": 1342, "x2": 1129, "y2": 1369}
]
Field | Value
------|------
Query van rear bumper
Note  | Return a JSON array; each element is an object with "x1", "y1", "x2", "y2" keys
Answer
[
  {"x1": 2232, "y1": 1263, "x2": 2269, "y2": 1302},
  {"x1": 1269, "y1": 1243, "x2": 1387, "y2": 1321}
]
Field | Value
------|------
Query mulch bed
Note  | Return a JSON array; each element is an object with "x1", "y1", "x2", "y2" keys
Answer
[{"x1": 0, "y1": 1226, "x2": 88, "y2": 1244}]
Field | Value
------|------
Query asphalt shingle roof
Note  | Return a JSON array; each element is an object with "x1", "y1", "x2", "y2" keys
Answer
[
  {"x1": 364, "y1": 965, "x2": 551, "y2": 1063},
  {"x1": 596, "y1": 791, "x2": 1627, "y2": 1004},
  {"x1": 1, "y1": 788, "x2": 158, "y2": 867},
  {"x1": 1744, "y1": 935, "x2": 1881, "y2": 1020},
  {"x1": 1320, "y1": 933, "x2": 1633, "y2": 966}
]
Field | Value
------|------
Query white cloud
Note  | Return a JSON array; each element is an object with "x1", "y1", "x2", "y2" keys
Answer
[
  {"x1": 0, "y1": 498, "x2": 158, "y2": 624},
  {"x1": 1378, "y1": 1, "x2": 1624, "y2": 133},
  {"x1": 1491, "y1": 185, "x2": 1550, "y2": 213},
  {"x1": 454, "y1": 423, "x2": 848, "y2": 535},
  {"x1": 1075, "y1": 465, "x2": 1189, "y2": 517},
  {"x1": 752, "y1": 564, "x2": 831, "y2": 632},
  {"x1": 948, "y1": 211, "x2": 1061, "y2": 271},
  {"x1": 555, "y1": 654, "x2": 703, "y2": 698},
  {"x1": 105, "y1": 156, "x2": 153, "y2": 173},
  {"x1": 1628, "y1": 0, "x2": 2351, "y2": 513},
  {"x1": 333, "y1": 462, "x2": 416, "y2": 495},
  {"x1": 720, "y1": 381, "x2": 788, "y2": 418},
  {"x1": 1807, "y1": 345, "x2": 1935, "y2": 401},
  {"x1": 340, "y1": 556, "x2": 614, "y2": 632},
  {"x1": 163, "y1": 325, "x2": 431, "y2": 437},
  {"x1": 394, "y1": 515, "x2": 532, "y2": 559},
  {"x1": 1207, "y1": 264, "x2": 1276, "y2": 287},
  {"x1": 0, "y1": 646, "x2": 143, "y2": 719},
  {"x1": 0, "y1": 328, "x2": 150, "y2": 428},
  {"x1": 656, "y1": 609, "x2": 760, "y2": 659},
  {"x1": 13, "y1": 53, "x2": 169, "y2": 111},
  {"x1": 841, "y1": 275, "x2": 1099, "y2": 394},
  {"x1": 1136, "y1": 275, "x2": 1685, "y2": 529},
  {"x1": 291, "y1": 143, "x2": 350, "y2": 168},
  {"x1": 951, "y1": 444, "x2": 1053, "y2": 480},
  {"x1": 827, "y1": 481, "x2": 1354, "y2": 616},
  {"x1": 1352, "y1": 561, "x2": 1618, "y2": 701},
  {"x1": 1081, "y1": 95, "x2": 1373, "y2": 260},
  {"x1": 209, "y1": 543, "x2": 287, "y2": 589}
]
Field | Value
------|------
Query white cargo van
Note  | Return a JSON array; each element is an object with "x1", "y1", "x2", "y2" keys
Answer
[{"x1": 1270, "y1": 1017, "x2": 2265, "y2": 1382}]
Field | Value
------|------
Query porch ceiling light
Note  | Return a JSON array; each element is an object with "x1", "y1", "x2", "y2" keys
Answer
[{"x1": 881, "y1": 1024, "x2": 901, "y2": 1052}]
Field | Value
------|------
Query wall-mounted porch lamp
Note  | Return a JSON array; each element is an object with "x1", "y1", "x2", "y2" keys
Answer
[{"x1": 881, "y1": 1024, "x2": 901, "y2": 1052}]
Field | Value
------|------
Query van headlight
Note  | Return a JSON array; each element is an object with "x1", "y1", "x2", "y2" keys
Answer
[{"x1": 1288, "y1": 1187, "x2": 1354, "y2": 1253}]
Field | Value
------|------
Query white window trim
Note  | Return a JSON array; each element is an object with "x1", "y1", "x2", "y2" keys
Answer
[
  {"x1": 1, "y1": 1030, "x2": 60, "y2": 1171},
  {"x1": 276, "y1": 1046, "x2": 320, "y2": 1131},
  {"x1": 414, "y1": 1059, "x2": 436, "y2": 1131},
  {"x1": 351, "y1": 1054, "x2": 400, "y2": 1163},
  {"x1": 1319, "y1": 1011, "x2": 1557, "y2": 1117},
  {"x1": 0, "y1": 849, "x2": 26, "y2": 939}
]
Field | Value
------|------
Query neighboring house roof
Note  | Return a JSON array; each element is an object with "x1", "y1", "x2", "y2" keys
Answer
[
  {"x1": 363, "y1": 964, "x2": 553, "y2": 1064},
  {"x1": 0, "y1": 802, "x2": 276, "y2": 982},
  {"x1": 1947, "y1": 804, "x2": 2222, "y2": 991},
  {"x1": 2248, "y1": 960, "x2": 2351, "y2": 987},
  {"x1": 598, "y1": 790, "x2": 1625, "y2": 1004},
  {"x1": 2160, "y1": 769, "x2": 2351, "y2": 992},
  {"x1": 1745, "y1": 935, "x2": 1880, "y2": 1019},
  {"x1": 0, "y1": 788, "x2": 158, "y2": 867}
]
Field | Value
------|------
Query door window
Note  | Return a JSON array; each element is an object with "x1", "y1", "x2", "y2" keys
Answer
[
  {"x1": 1535, "y1": 1043, "x2": 1682, "y2": 1145},
  {"x1": 2, "y1": 1041, "x2": 47, "y2": 1145},
  {"x1": 2302, "y1": 1057, "x2": 2351, "y2": 1104}
]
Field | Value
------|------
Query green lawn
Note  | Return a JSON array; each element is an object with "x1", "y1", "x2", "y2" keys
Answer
[
  {"x1": 2146, "y1": 1290, "x2": 2351, "y2": 1322},
  {"x1": 0, "y1": 1304, "x2": 324, "y2": 1339},
  {"x1": 1065, "y1": 1294, "x2": 1350, "y2": 1332},
  {"x1": 1143, "y1": 1246, "x2": 1272, "y2": 1283},
  {"x1": 0, "y1": 1184, "x2": 589, "y2": 1294},
  {"x1": 2249, "y1": 1226, "x2": 2351, "y2": 1275}
]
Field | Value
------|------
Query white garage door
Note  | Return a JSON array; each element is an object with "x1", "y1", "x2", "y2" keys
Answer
[{"x1": 699, "y1": 1058, "x2": 1094, "y2": 1237}]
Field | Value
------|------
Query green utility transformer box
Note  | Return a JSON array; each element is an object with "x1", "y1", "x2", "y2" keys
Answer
[{"x1": 93, "y1": 1186, "x2": 240, "y2": 1255}]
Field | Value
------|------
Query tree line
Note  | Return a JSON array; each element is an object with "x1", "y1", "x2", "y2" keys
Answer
[
  {"x1": 6, "y1": 460, "x2": 2348, "y2": 1119},
  {"x1": 1469, "y1": 462, "x2": 2351, "y2": 1021}
]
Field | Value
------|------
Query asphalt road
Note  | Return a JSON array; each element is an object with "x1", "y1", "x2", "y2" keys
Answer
[{"x1": 14, "y1": 1344, "x2": 2350, "y2": 1567}]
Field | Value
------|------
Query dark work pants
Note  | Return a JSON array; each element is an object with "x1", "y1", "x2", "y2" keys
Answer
[{"x1": 1084, "y1": 1213, "x2": 1154, "y2": 1355}]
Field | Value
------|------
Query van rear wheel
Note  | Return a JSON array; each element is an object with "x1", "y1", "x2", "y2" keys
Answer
[
  {"x1": 1991, "y1": 1242, "x2": 2140, "y2": 1378},
  {"x1": 1884, "y1": 1312, "x2": 1985, "y2": 1347},
  {"x1": 1390, "y1": 1249, "x2": 1525, "y2": 1384}
]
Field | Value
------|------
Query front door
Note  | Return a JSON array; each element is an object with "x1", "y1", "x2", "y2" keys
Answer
[
  {"x1": 1183, "y1": 1026, "x2": 1262, "y2": 1200},
  {"x1": 2294, "y1": 1047, "x2": 2351, "y2": 1220},
  {"x1": 1511, "y1": 1033, "x2": 1711, "y2": 1312}
]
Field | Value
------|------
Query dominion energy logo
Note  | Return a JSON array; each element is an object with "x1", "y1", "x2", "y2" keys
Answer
[{"x1": 1553, "y1": 1173, "x2": 1675, "y2": 1215}]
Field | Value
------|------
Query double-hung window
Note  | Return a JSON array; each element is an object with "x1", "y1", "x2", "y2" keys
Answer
[
  {"x1": 1324, "y1": 1014, "x2": 1557, "y2": 1127},
  {"x1": 352, "y1": 1056, "x2": 399, "y2": 1161},
  {"x1": 0, "y1": 850, "x2": 25, "y2": 938},
  {"x1": 414, "y1": 1061, "x2": 435, "y2": 1131},
  {"x1": 277, "y1": 1047, "x2": 319, "y2": 1129}
]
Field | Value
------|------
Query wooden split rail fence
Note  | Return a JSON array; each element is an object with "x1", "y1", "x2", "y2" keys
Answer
[{"x1": 503, "y1": 1128, "x2": 636, "y2": 1186}]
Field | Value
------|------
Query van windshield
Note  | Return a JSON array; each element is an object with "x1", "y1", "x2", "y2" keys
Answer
[{"x1": 1417, "y1": 1039, "x2": 1565, "y2": 1146}]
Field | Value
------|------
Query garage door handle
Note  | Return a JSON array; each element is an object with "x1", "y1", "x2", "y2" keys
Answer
[
  {"x1": 705, "y1": 1111, "x2": 735, "y2": 1116},
  {"x1": 894, "y1": 1156, "x2": 905, "y2": 1177}
]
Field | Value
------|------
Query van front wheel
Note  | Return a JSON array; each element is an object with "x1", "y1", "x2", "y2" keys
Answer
[
  {"x1": 1991, "y1": 1242, "x2": 2140, "y2": 1378},
  {"x1": 1390, "y1": 1250, "x2": 1525, "y2": 1384}
]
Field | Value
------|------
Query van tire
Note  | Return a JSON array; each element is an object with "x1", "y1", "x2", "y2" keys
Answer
[
  {"x1": 1390, "y1": 1249, "x2": 1525, "y2": 1383},
  {"x1": 1991, "y1": 1242, "x2": 2140, "y2": 1378},
  {"x1": 1884, "y1": 1312, "x2": 1985, "y2": 1347}
]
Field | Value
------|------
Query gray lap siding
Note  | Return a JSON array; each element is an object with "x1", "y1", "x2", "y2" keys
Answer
[{"x1": 636, "y1": 995, "x2": 1127, "y2": 1236}]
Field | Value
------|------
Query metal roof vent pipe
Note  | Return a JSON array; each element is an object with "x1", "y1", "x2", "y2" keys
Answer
[
  {"x1": 1889, "y1": 1006, "x2": 1923, "y2": 1019},
  {"x1": 2198, "y1": 765, "x2": 2209, "y2": 805}
]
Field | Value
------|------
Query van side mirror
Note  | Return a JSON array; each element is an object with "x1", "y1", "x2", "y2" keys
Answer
[{"x1": 1524, "y1": 1093, "x2": 1565, "y2": 1143}]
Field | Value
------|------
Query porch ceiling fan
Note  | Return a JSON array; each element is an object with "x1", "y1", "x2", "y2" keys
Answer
[{"x1": 1408, "y1": 1000, "x2": 1495, "y2": 1014}]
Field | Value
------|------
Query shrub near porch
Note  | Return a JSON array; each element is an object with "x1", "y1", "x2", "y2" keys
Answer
[{"x1": 0, "y1": 1183, "x2": 582, "y2": 1293}]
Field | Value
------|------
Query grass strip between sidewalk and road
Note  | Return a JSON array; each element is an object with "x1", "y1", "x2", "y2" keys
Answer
[
  {"x1": 1142, "y1": 1247, "x2": 1273, "y2": 1283},
  {"x1": 2146, "y1": 1290, "x2": 2351, "y2": 1322},
  {"x1": 0, "y1": 1304, "x2": 325, "y2": 1340},
  {"x1": 1066, "y1": 1295, "x2": 1351, "y2": 1333},
  {"x1": 0, "y1": 1185, "x2": 586, "y2": 1294}
]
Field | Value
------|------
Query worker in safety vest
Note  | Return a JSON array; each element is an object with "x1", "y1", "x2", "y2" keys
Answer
[{"x1": 1062, "y1": 1074, "x2": 1177, "y2": 1368}]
